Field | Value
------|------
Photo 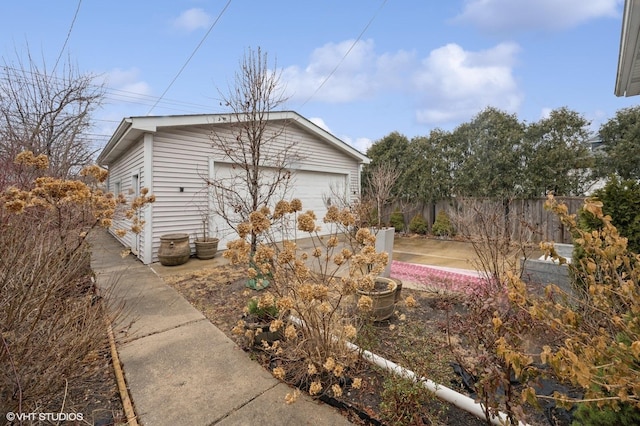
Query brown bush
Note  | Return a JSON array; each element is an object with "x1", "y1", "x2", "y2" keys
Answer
[{"x1": 0, "y1": 152, "x2": 152, "y2": 415}]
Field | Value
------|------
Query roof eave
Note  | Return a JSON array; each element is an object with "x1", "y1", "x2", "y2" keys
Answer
[{"x1": 616, "y1": 0, "x2": 640, "y2": 97}]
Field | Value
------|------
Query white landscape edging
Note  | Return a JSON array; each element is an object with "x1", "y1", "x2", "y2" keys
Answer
[
  {"x1": 345, "y1": 341, "x2": 529, "y2": 426},
  {"x1": 289, "y1": 315, "x2": 529, "y2": 426}
]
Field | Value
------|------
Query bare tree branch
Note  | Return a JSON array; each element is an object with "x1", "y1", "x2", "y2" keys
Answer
[
  {"x1": 206, "y1": 47, "x2": 301, "y2": 251},
  {"x1": 0, "y1": 47, "x2": 104, "y2": 178}
]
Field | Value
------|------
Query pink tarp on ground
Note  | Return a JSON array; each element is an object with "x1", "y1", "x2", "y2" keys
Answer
[{"x1": 391, "y1": 260, "x2": 487, "y2": 295}]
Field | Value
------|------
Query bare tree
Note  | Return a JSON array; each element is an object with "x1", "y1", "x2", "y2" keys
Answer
[
  {"x1": 0, "y1": 48, "x2": 104, "y2": 178},
  {"x1": 207, "y1": 47, "x2": 300, "y2": 252},
  {"x1": 365, "y1": 161, "x2": 400, "y2": 228}
]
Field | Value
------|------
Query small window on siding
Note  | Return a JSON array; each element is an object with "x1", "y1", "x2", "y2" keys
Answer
[{"x1": 114, "y1": 181, "x2": 121, "y2": 195}]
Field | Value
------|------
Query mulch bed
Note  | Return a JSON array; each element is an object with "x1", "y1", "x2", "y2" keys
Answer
[{"x1": 164, "y1": 263, "x2": 568, "y2": 426}]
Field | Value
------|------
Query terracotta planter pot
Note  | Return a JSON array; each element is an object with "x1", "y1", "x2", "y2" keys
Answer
[{"x1": 357, "y1": 276, "x2": 398, "y2": 321}]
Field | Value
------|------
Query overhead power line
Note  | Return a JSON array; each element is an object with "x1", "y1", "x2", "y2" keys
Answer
[
  {"x1": 147, "y1": 0, "x2": 232, "y2": 115},
  {"x1": 53, "y1": 0, "x2": 82, "y2": 73},
  {"x1": 0, "y1": 66, "x2": 213, "y2": 113},
  {"x1": 298, "y1": 0, "x2": 388, "y2": 109}
]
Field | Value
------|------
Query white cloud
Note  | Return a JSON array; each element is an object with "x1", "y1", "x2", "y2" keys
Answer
[
  {"x1": 341, "y1": 135, "x2": 373, "y2": 154},
  {"x1": 309, "y1": 117, "x2": 370, "y2": 153},
  {"x1": 173, "y1": 8, "x2": 211, "y2": 32},
  {"x1": 308, "y1": 117, "x2": 331, "y2": 132},
  {"x1": 412, "y1": 42, "x2": 523, "y2": 125},
  {"x1": 282, "y1": 39, "x2": 389, "y2": 103},
  {"x1": 453, "y1": 0, "x2": 620, "y2": 32},
  {"x1": 540, "y1": 107, "x2": 553, "y2": 119},
  {"x1": 284, "y1": 39, "x2": 522, "y2": 127}
]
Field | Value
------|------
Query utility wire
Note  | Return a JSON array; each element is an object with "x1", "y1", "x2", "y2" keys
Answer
[
  {"x1": 0, "y1": 66, "x2": 212, "y2": 112},
  {"x1": 146, "y1": 0, "x2": 232, "y2": 115},
  {"x1": 298, "y1": 0, "x2": 388, "y2": 109},
  {"x1": 53, "y1": 0, "x2": 82, "y2": 73}
]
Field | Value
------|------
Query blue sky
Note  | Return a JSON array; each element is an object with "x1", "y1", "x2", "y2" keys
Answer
[{"x1": 1, "y1": 0, "x2": 637, "y2": 153}]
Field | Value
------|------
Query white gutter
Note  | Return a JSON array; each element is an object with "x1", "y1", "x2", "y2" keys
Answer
[{"x1": 288, "y1": 315, "x2": 528, "y2": 426}]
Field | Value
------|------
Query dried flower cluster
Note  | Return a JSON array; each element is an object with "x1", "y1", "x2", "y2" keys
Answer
[
  {"x1": 503, "y1": 196, "x2": 640, "y2": 412},
  {"x1": 1, "y1": 152, "x2": 154, "y2": 415},
  {"x1": 226, "y1": 201, "x2": 388, "y2": 399}
]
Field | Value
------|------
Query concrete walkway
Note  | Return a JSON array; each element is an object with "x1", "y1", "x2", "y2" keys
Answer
[{"x1": 90, "y1": 230, "x2": 352, "y2": 426}]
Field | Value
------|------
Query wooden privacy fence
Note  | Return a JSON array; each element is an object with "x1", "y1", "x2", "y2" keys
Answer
[{"x1": 388, "y1": 197, "x2": 586, "y2": 244}]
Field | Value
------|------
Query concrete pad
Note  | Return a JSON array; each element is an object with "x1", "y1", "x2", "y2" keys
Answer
[
  {"x1": 217, "y1": 382, "x2": 353, "y2": 426},
  {"x1": 104, "y1": 279, "x2": 205, "y2": 342},
  {"x1": 119, "y1": 320, "x2": 277, "y2": 426}
]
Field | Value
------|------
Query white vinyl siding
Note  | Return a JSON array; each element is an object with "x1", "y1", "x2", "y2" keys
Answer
[
  {"x1": 107, "y1": 139, "x2": 144, "y2": 252},
  {"x1": 103, "y1": 114, "x2": 366, "y2": 264},
  {"x1": 150, "y1": 128, "x2": 212, "y2": 261}
]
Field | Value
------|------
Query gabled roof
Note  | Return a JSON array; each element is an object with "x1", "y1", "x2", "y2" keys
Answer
[
  {"x1": 616, "y1": 0, "x2": 640, "y2": 96},
  {"x1": 97, "y1": 110, "x2": 370, "y2": 165}
]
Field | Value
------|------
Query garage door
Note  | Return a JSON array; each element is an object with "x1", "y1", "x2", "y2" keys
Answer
[
  {"x1": 210, "y1": 163, "x2": 349, "y2": 242},
  {"x1": 289, "y1": 170, "x2": 349, "y2": 229}
]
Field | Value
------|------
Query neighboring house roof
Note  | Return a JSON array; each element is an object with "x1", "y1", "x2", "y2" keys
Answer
[
  {"x1": 97, "y1": 110, "x2": 370, "y2": 166},
  {"x1": 616, "y1": 0, "x2": 640, "y2": 96}
]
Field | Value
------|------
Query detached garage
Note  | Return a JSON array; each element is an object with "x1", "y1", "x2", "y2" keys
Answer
[{"x1": 97, "y1": 111, "x2": 370, "y2": 264}]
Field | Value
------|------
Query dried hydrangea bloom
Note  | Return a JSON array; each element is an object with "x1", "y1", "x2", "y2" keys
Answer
[
  {"x1": 331, "y1": 384, "x2": 343, "y2": 397},
  {"x1": 333, "y1": 364, "x2": 344, "y2": 378},
  {"x1": 307, "y1": 363, "x2": 318, "y2": 376},
  {"x1": 323, "y1": 356, "x2": 336, "y2": 371},
  {"x1": 249, "y1": 211, "x2": 270, "y2": 233},
  {"x1": 405, "y1": 295, "x2": 417, "y2": 308},
  {"x1": 355, "y1": 227, "x2": 375, "y2": 245},
  {"x1": 309, "y1": 381, "x2": 322, "y2": 396},
  {"x1": 312, "y1": 284, "x2": 329, "y2": 300},
  {"x1": 339, "y1": 209, "x2": 356, "y2": 226},
  {"x1": 323, "y1": 205, "x2": 339, "y2": 222},
  {"x1": 341, "y1": 277, "x2": 357, "y2": 295},
  {"x1": 327, "y1": 236, "x2": 339, "y2": 248},
  {"x1": 284, "y1": 389, "x2": 299, "y2": 404},
  {"x1": 269, "y1": 319, "x2": 283, "y2": 332},
  {"x1": 272, "y1": 366, "x2": 285, "y2": 380},
  {"x1": 343, "y1": 324, "x2": 357, "y2": 339},
  {"x1": 298, "y1": 283, "x2": 314, "y2": 302},
  {"x1": 357, "y1": 295, "x2": 373, "y2": 312},
  {"x1": 284, "y1": 324, "x2": 297, "y2": 340},
  {"x1": 297, "y1": 211, "x2": 316, "y2": 233},
  {"x1": 273, "y1": 200, "x2": 290, "y2": 219},
  {"x1": 290, "y1": 198, "x2": 302, "y2": 212},
  {"x1": 223, "y1": 239, "x2": 251, "y2": 264},
  {"x1": 318, "y1": 301, "x2": 332, "y2": 314},
  {"x1": 237, "y1": 222, "x2": 251, "y2": 239},
  {"x1": 80, "y1": 164, "x2": 108, "y2": 182},
  {"x1": 351, "y1": 378, "x2": 362, "y2": 389},
  {"x1": 341, "y1": 248, "x2": 353, "y2": 259},
  {"x1": 277, "y1": 296, "x2": 294, "y2": 311},
  {"x1": 14, "y1": 150, "x2": 49, "y2": 170}
]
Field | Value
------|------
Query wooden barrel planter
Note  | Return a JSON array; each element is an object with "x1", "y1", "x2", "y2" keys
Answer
[
  {"x1": 194, "y1": 237, "x2": 219, "y2": 260},
  {"x1": 158, "y1": 233, "x2": 190, "y2": 266},
  {"x1": 357, "y1": 277, "x2": 398, "y2": 321}
]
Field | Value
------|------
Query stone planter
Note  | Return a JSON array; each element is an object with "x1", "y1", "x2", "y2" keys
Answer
[
  {"x1": 372, "y1": 227, "x2": 395, "y2": 278},
  {"x1": 158, "y1": 233, "x2": 190, "y2": 266},
  {"x1": 195, "y1": 237, "x2": 219, "y2": 260},
  {"x1": 357, "y1": 276, "x2": 397, "y2": 321}
]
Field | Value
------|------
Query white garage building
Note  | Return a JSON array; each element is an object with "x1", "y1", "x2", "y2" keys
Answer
[{"x1": 97, "y1": 111, "x2": 369, "y2": 264}]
